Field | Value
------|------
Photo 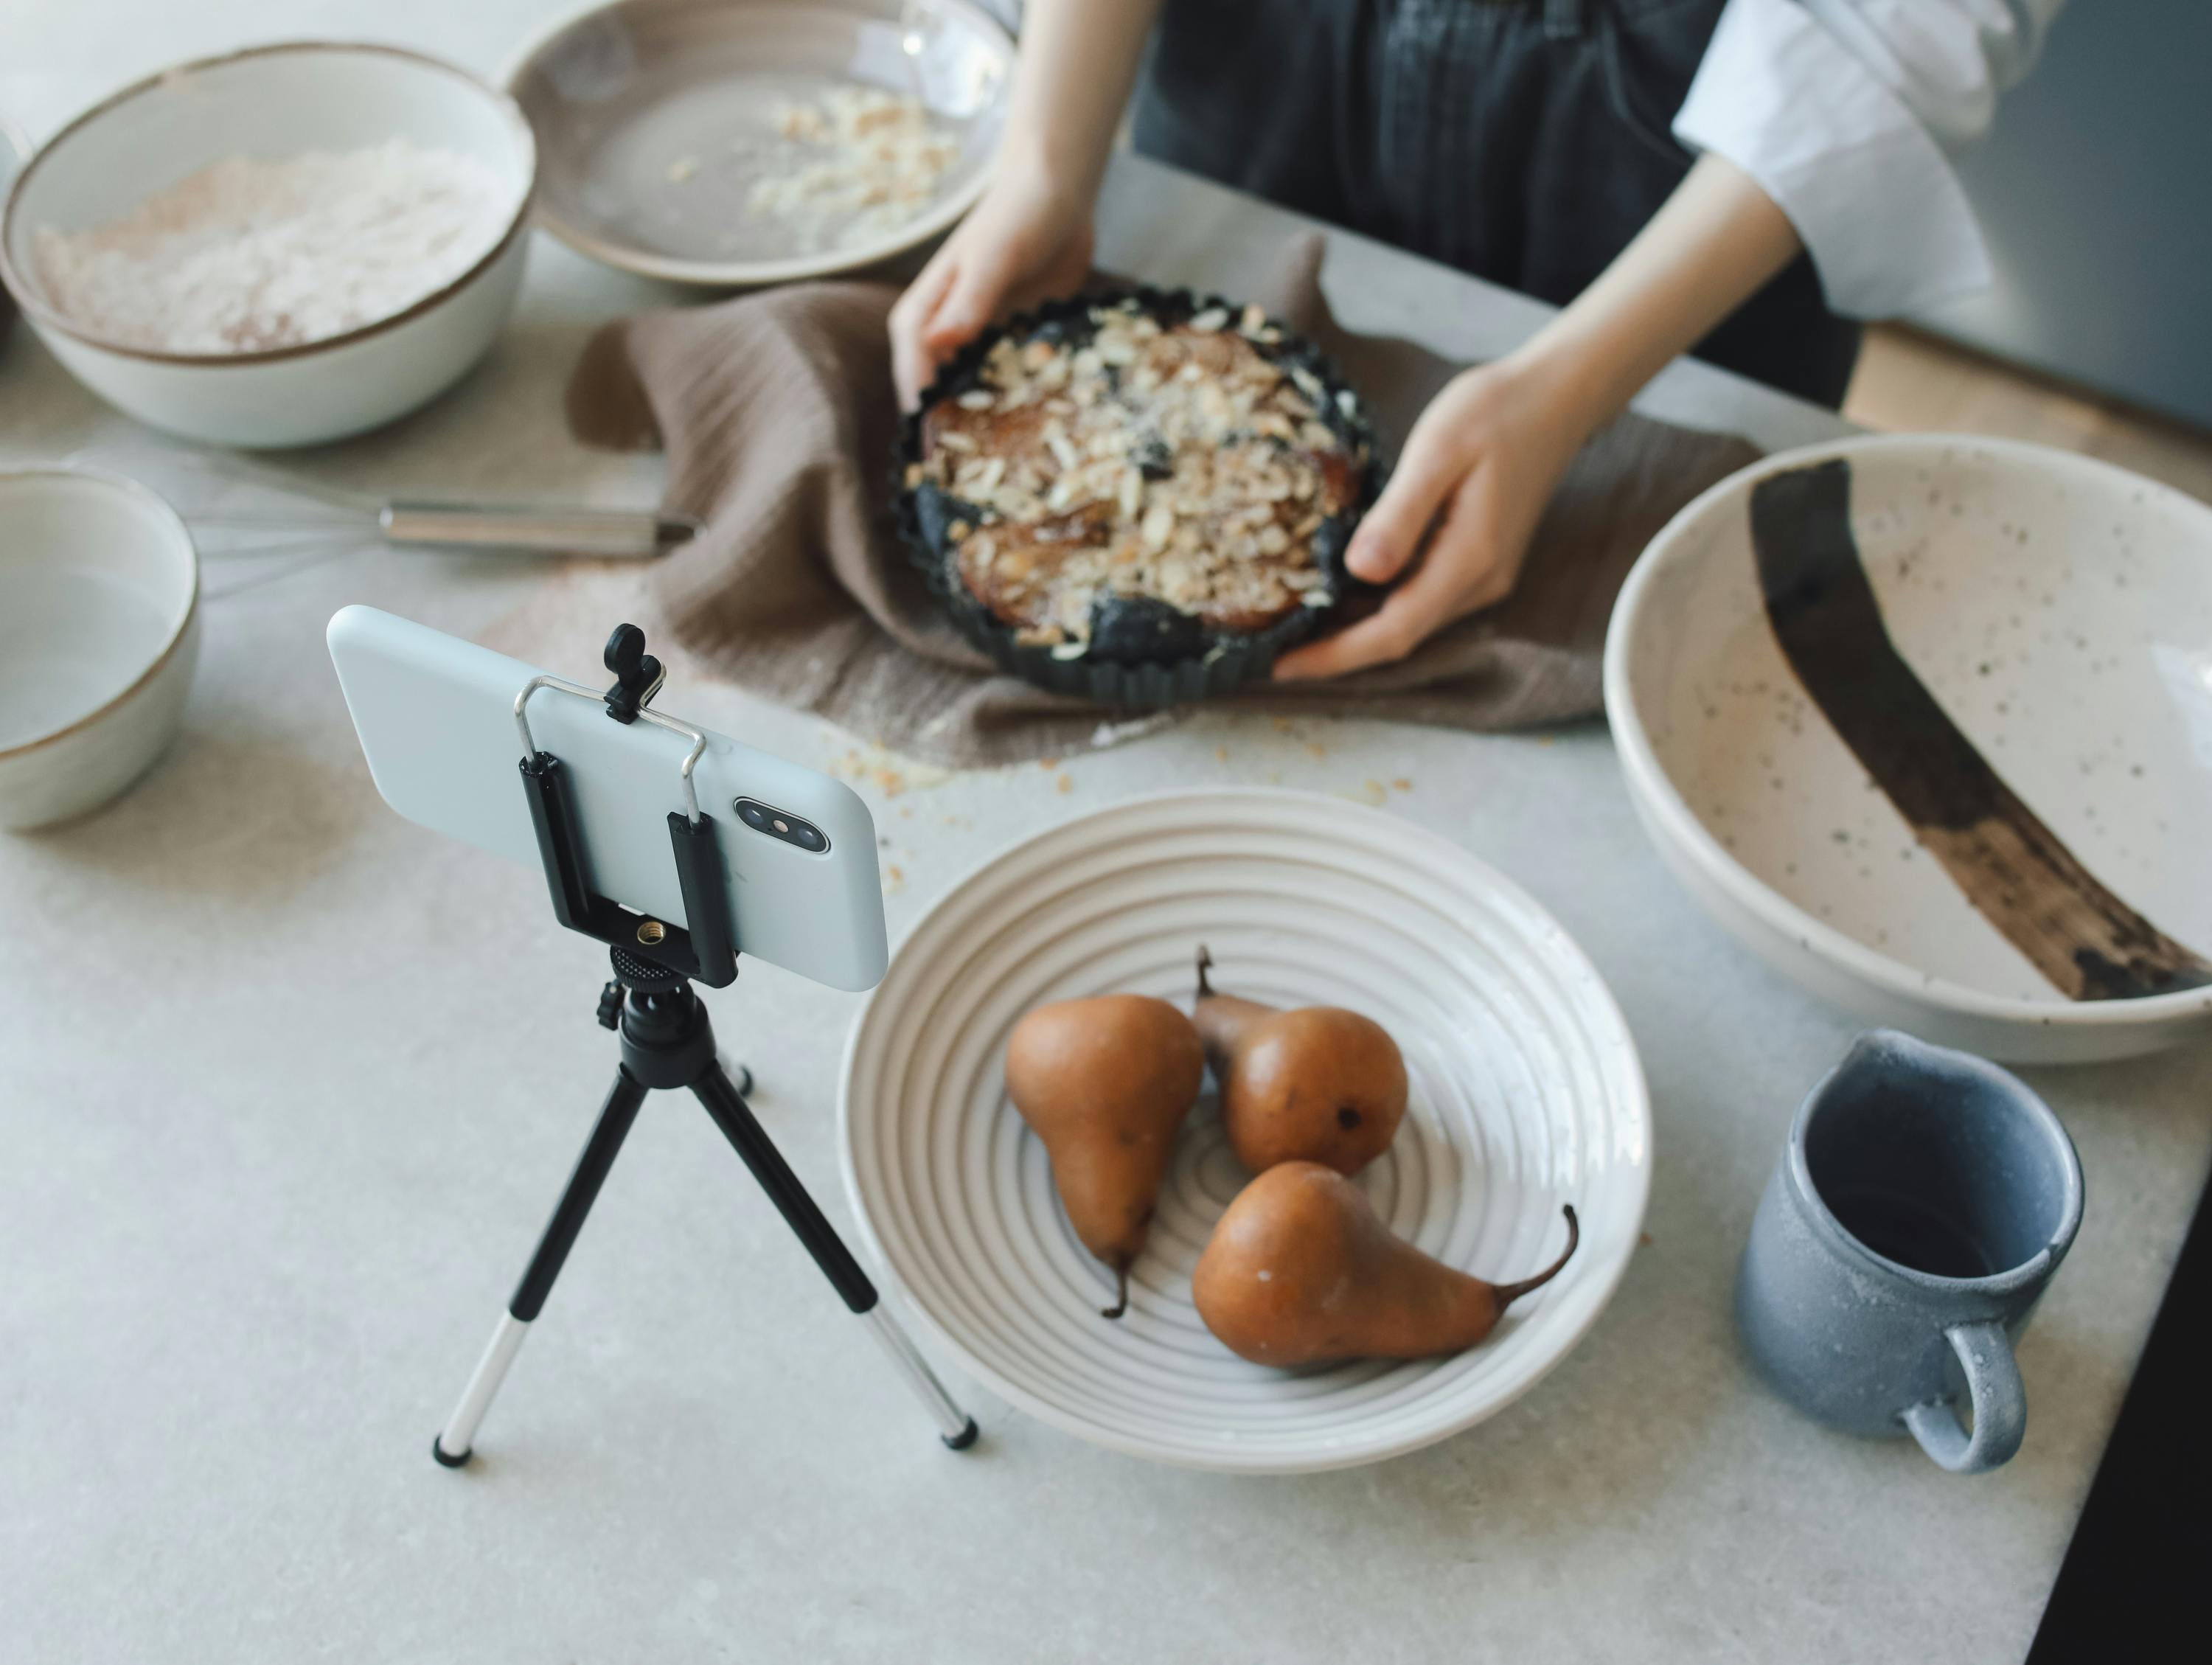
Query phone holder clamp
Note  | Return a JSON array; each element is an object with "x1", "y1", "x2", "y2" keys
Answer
[{"x1": 511, "y1": 622, "x2": 734, "y2": 989}]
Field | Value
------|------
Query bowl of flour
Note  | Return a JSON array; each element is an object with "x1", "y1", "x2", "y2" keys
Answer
[{"x1": 0, "y1": 43, "x2": 536, "y2": 448}]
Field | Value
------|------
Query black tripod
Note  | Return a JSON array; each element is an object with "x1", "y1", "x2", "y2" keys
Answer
[{"x1": 430, "y1": 628, "x2": 975, "y2": 1466}]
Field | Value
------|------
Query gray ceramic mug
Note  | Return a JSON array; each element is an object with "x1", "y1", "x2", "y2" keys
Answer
[{"x1": 1736, "y1": 1030, "x2": 2084, "y2": 1473}]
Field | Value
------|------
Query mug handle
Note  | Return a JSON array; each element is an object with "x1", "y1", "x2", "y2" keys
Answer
[{"x1": 1902, "y1": 1321, "x2": 2026, "y2": 1474}]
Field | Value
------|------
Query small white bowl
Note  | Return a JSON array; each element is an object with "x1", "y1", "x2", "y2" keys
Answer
[
  {"x1": 0, "y1": 470, "x2": 201, "y2": 830},
  {"x1": 0, "y1": 43, "x2": 536, "y2": 448},
  {"x1": 1605, "y1": 434, "x2": 2212, "y2": 1063}
]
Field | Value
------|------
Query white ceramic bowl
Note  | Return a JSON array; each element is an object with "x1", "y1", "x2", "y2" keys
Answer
[
  {"x1": 0, "y1": 470, "x2": 201, "y2": 830},
  {"x1": 1606, "y1": 434, "x2": 2212, "y2": 1063},
  {"x1": 0, "y1": 44, "x2": 536, "y2": 448},
  {"x1": 840, "y1": 790, "x2": 1649, "y2": 1473}
]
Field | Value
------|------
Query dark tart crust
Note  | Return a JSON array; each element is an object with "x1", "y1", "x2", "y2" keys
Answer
[{"x1": 896, "y1": 288, "x2": 1378, "y2": 706}]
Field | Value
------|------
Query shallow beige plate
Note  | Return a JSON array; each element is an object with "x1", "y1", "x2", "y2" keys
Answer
[{"x1": 508, "y1": 0, "x2": 1012, "y2": 285}]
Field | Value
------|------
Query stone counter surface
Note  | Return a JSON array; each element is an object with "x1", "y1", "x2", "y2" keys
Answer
[{"x1": 4, "y1": 6, "x2": 2205, "y2": 1661}]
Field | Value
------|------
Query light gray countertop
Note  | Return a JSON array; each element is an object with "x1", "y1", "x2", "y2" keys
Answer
[{"x1": 4, "y1": 6, "x2": 2205, "y2": 1661}]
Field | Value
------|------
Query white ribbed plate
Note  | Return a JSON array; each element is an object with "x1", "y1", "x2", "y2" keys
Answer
[{"x1": 838, "y1": 790, "x2": 1650, "y2": 1473}]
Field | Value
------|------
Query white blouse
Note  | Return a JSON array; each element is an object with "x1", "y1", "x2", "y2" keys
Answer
[{"x1": 1674, "y1": 0, "x2": 2066, "y2": 320}]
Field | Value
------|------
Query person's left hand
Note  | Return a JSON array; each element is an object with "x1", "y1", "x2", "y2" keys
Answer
[{"x1": 1273, "y1": 356, "x2": 1590, "y2": 680}]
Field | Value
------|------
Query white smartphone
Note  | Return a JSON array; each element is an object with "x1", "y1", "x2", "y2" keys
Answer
[{"x1": 327, "y1": 605, "x2": 888, "y2": 992}]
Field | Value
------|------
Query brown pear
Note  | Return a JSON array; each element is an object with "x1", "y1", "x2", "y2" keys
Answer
[
  {"x1": 1192, "y1": 947, "x2": 1408, "y2": 1175},
  {"x1": 1192, "y1": 1161, "x2": 1579, "y2": 1366},
  {"x1": 1005, "y1": 995, "x2": 1206, "y2": 1318}
]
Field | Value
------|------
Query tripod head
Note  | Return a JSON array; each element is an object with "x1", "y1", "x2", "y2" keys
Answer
[
  {"x1": 608, "y1": 944, "x2": 688, "y2": 993},
  {"x1": 594, "y1": 946, "x2": 751, "y2": 1099}
]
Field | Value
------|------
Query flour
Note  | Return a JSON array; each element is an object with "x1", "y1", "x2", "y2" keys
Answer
[{"x1": 33, "y1": 139, "x2": 515, "y2": 354}]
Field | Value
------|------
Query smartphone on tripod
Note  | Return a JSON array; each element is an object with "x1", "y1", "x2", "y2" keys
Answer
[
  {"x1": 327, "y1": 605, "x2": 888, "y2": 991},
  {"x1": 327, "y1": 606, "x2": 976, "y2": 1464}
]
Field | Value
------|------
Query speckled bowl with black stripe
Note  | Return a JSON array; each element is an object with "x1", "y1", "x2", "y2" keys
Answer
[{"x1": 893, "y1": 286, "x2": 1382, "y2": 708}]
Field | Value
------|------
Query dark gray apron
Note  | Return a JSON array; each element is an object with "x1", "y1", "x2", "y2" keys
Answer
[{"x1": 1131, "y1": 0, "x2": 1861, "y2": 407}]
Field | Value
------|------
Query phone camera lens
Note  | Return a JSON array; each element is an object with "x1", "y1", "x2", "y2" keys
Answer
[{"x1": 795, "y1": 827, "x2": 823, "y2": 849}]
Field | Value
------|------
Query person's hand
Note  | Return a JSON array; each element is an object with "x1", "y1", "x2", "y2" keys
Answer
[
  {"x1": 1273, "y1": 151, "x2": 1807, "y2": 681},
  {"x1": 889, "y1": 165, "x2": 1096, "y2": 409},
  {"x1": 1273, "y1": 356, "x2": 1590, "y2": 680}
]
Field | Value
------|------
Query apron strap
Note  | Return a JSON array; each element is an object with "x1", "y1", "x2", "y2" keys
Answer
[{"x1": 1543, "y1": 0, "x2": 1585, "y2": 41}]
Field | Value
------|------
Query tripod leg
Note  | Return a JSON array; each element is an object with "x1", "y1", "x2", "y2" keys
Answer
[
  {"x1": 690, "y1": 1063, "x2": 978, "y2": 1450},
  {"x1": 433, "y1": 1070, "x2": 649, "y2": 1467}
]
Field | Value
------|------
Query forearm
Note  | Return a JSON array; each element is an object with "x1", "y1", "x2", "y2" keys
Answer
[
  {"x1": 1505, "y1": 153, "x2": 1804, "y2": 432},
  {"x1": 1001, "y1": 0, "x2": 1165, "y2": 198}
]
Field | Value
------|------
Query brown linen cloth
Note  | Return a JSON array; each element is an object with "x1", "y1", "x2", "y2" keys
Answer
[{"x1": 563, "y1": 234, "x2": 1761, "y2": 766}]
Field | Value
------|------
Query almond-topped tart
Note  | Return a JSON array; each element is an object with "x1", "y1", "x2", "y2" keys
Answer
[{"x1": 897, "y1": 289, "x2": 1378, "y2": 706}]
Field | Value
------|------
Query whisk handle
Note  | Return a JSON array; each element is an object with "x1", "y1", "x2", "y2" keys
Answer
[{"x1": 378, "y1": 503, "x2": 702, "y2": 558}]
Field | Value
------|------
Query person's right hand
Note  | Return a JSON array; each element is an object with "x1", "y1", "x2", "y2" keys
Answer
[{"x1": 889, "y1": 165, "x2": 1096, "y2": 409}]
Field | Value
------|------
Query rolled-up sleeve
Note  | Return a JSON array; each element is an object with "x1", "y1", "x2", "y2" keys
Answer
[{"x1": 1672, "y1": 0, "x2": 2064, "y2": 320}]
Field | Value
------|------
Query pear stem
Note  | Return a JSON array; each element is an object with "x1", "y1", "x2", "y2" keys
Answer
[
  {"x1": 1492, "y1": 1205, "x2": 1580, "y2": 1309},
  {"x1": 1100, "y1": 1264, "x2": 1129, "y2": 1321},
  {"x1": 1194, "y1": 943, "x2": 1216, "y2": 999}
]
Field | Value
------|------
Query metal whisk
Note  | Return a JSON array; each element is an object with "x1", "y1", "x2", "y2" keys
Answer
[
  {"x1": 181, "y1": 464, "x2": 701, "y2": 560},
  {"x1": 133, "y1": 451, "x2": 704, "y2": 599}
]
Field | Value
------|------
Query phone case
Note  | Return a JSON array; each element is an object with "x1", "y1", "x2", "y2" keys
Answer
[{"x1": 327, "y1": 605, "x2": 888, "y2": 992}]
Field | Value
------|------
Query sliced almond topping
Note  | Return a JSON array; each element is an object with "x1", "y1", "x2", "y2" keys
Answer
[
  {"x1": 1117, "y1": 468, "x2": 1144, "y2": 519},
  {"x1": 917, "y1": 307, "x2": 1359, "y2": 640},
  {"x1": 1141, "y1": 502, "x2": 1175, "y2": 550}
]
